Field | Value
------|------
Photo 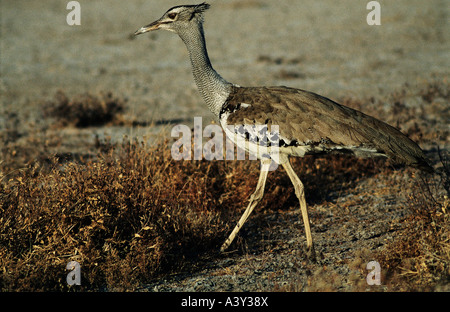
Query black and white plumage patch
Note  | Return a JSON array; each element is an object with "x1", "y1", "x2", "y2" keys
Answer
[{"x1": 232, "y1": 124, "x2": 280, "y2": 147}]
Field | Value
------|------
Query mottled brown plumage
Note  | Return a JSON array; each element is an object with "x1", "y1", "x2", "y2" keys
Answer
[{"x1": 222, "y1": 85, "x2": 433, "y2": 172}]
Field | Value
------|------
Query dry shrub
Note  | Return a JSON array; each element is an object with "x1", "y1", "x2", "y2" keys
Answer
[
  {"x1": 377, "y1": 164, "x2": 450, "y2": 291},
  {"x1": 44, "y1": 91, "x2": 126, "y2": 128},
  {"x1": 0, "y1": 138, "x2": 242, "y2": 291}
]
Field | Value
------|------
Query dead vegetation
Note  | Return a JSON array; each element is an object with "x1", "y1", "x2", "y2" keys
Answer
[
  {"x1": 376, "y1": 155, "x2": 450, "y2": 291},
  {"x1": 43, "y1": 91, "x2": 126, "y2": 128},
  {"x1": 0, "y1": 138, "x2": 242, "y2": 291}
]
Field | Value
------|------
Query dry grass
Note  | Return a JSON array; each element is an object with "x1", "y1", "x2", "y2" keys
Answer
[
  {"x1": 376, "y1": 161, "x2": 450, "y2": 291},
  {"x1": 0, "y1": 138, "x2": 241, "y2": 291}
]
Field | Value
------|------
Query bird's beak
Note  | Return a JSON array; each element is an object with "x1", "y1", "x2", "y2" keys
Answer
[{"x1": 134, "y1": 20, "x2": 161, "y2": 36}]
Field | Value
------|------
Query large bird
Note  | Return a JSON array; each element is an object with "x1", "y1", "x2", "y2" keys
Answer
[{"x1": 134, "y1": 3, "x2": 433, "y2": 256}]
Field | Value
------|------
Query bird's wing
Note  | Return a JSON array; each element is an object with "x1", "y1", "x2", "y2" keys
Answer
[{"x1": 221, "y1": 85, "x2": 432, "y2": 171}]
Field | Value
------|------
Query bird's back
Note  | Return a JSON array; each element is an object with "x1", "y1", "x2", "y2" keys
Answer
[{"x1": 220, "y1": 85, "x2": 433, "y2": 172}]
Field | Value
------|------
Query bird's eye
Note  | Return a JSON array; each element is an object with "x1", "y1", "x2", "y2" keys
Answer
[{"x1": 168, "y1": 13, "x2": 177, "y2": 19}]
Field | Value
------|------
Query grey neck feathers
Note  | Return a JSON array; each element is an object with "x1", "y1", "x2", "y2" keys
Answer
[{"x1": 177, "y1": 20, "x2": 231, "y2": 118}]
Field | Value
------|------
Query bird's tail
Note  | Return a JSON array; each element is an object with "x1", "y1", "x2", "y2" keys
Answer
[{"x1": 411, "y1": 157, "x2": 434, "y2": 173}]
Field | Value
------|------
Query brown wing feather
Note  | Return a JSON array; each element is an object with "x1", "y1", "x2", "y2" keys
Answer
[{"x1": 221, "y1": 85, "x2": 432, "y2": 172}]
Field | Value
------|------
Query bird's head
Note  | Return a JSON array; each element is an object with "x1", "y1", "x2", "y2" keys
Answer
[{"x1": 134, "y1": 2, "x2": 210, "y2": 36}]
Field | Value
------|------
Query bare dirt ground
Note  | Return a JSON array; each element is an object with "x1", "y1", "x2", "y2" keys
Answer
[{"x1": 1, "y1": 0, "x2": 449, "y2": 292}]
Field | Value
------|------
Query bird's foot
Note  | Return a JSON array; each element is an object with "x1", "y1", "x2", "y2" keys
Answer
[{"x1": 304, "y1": 244, "x2": 317, "y2": 263}]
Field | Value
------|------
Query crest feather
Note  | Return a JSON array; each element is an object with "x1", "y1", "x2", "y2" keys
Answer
[{"x1": 189, "y1": 2, "x2": 210, "y2": 20}]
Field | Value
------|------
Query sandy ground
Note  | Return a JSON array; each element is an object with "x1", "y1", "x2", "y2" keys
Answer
[{"x1": 1, "y1": 0, "x2": 449, "y2": 291}]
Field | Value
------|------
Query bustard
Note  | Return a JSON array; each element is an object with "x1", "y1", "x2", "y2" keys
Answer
[{"x1": 134, "y1": 3, "x2": 433, "y2": 255}]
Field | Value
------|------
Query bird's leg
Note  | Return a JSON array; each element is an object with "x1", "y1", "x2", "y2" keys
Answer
[
  {"x1": 220, "y1": 158, "x2": 272, "y2": 252},
  {"x1": 281, "y1": 158, "x2": 315, "y2": 259}
]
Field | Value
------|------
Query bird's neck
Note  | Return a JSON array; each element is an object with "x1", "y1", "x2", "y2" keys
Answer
[{"x1": 178, "y1": 22, "x2": 231, "y2": 118}]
